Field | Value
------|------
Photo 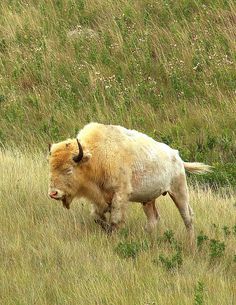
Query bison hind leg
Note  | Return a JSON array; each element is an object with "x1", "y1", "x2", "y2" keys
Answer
[
  {"x1": 168, "y1": 174, "x2": 195, "y2": 250},
  {"x1": 142, "y1": 199, "x2": 160, "y2": 233}
]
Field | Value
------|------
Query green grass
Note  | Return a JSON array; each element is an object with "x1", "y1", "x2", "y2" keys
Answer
[
  {"x1": 0, "y1": 150, "x2": 236, "y2": 305},
  {"x1": 0, "y1": 0, "x2": 236, "y2": 186}
]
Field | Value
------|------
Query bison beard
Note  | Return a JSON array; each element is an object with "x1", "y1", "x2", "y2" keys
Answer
[{"x1": 62, "y1": 197, "x2": 70, "y2": 209}]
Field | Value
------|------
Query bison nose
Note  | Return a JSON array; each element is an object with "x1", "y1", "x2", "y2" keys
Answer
[{"x1": 49, "y1": 191, "x2": 58, "y2": 198}]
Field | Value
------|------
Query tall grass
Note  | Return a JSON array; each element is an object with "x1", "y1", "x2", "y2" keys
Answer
[
  {"x1": 0, "y1": 150, "x2": 235, "y2": 305},
  {"x1": 0, "y1": 2, "x2": 235, "y2": 304}
]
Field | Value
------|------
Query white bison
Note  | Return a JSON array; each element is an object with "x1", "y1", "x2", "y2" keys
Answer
[{"x1": 48, "y1": 122, "x2": 211, "y2": 245}]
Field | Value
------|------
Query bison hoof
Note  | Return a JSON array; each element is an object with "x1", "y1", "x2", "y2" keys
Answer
[
  {"x1": 94, "y1": 219, "x2": 111, "y2": 232},
  {"x1": 94, "y1": 218, "x2": 121, "y2": 234},
  {"x1": 103, "y1": 223, "x2": 119, "y2": 235}
]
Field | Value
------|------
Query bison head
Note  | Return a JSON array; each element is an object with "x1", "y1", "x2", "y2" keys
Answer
[{"x1": 48, "y1": 138, "x2": 91, "y2": 209}]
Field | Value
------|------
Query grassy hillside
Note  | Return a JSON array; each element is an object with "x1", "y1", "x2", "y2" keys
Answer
[
  {"x1": 0, "y1": 0, "x2": 235, "y2": 186},
  {"x1": 0, "y1": 150, "x2": 236, "y2": 305}
]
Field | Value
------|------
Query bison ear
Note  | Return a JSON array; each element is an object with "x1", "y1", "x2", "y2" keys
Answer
[{"x1": 81, "y1": 151, "x2": 92, "y2": 163}]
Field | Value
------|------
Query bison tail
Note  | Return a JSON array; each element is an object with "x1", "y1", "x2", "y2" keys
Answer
[{"x1": 183, "y1": 162, "x2": 212, "y2": 174}]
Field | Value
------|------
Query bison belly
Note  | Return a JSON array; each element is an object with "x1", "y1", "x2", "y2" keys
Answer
[{"x1": 130, "y1": 166, "x2": 171, "y2": 203}]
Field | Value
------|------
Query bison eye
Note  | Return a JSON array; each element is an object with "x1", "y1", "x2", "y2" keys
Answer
[{"x1": 64, "y1": 168, "x2": 73, "y2": 175}]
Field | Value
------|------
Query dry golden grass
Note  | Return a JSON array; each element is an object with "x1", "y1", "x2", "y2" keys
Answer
[{"x1": 0, "y1": 150, "x2": 235, "y2": 305}]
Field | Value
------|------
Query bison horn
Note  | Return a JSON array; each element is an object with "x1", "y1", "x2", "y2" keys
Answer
[{"x1": 73, "y1": 139, "x2": 84, "y2": 163}]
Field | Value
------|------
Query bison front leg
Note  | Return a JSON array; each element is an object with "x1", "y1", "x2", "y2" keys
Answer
[
  {"x1": 142, "y1": 199, "x2": 160, "y2": 233},
  {"x1": 91, "y1": 203, "x2": 111, "y2": 231},
  {"x1": 109, "y1": 192, "x2": 128, "y2": 232},
  {"x1": 86, "y1": 183, "x2": 112, "y2": 232}
]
